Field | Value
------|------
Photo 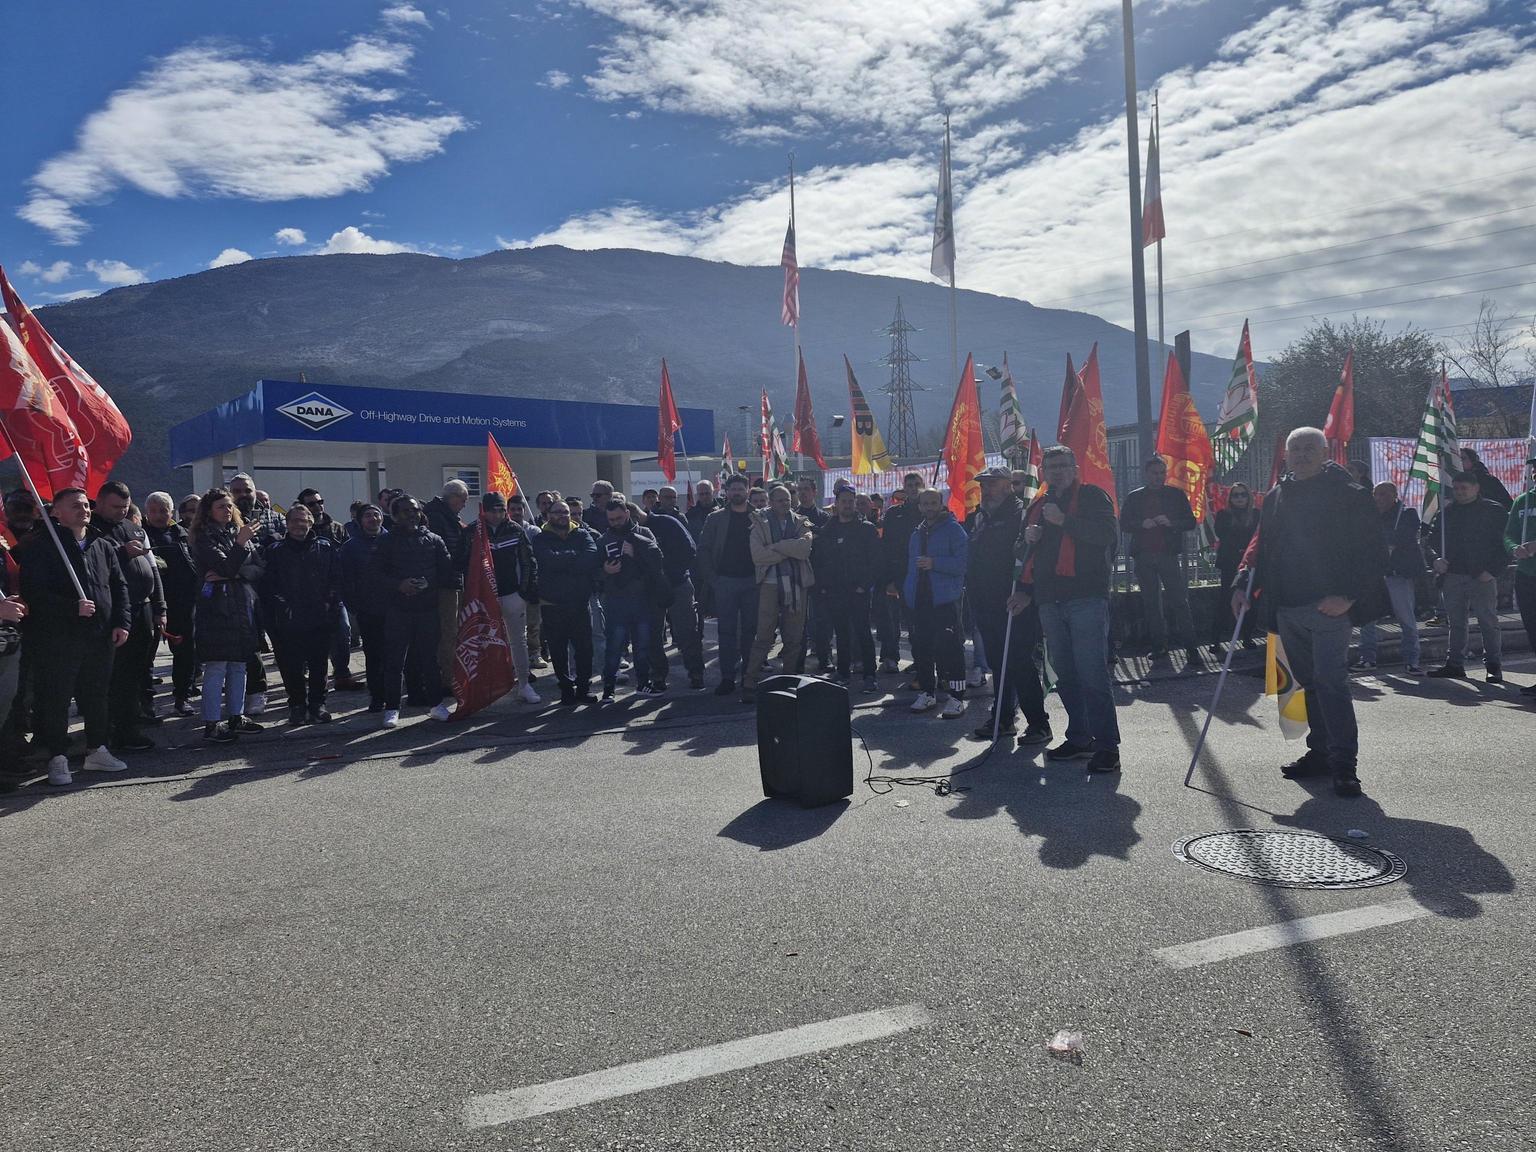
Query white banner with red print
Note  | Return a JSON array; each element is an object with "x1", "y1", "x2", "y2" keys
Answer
[{"x1": 1368, "y1": 437, "x2": 1529, "y2": 506}]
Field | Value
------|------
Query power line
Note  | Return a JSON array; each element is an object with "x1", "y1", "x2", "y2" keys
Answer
[{"x1": 1034, "y1": 205, "x2": 1536, "y2": 306}]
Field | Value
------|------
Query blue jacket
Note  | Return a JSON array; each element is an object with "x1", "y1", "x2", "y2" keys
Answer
[{"x1": 902, "y1": 512, "x2": 968, "y2": 608}]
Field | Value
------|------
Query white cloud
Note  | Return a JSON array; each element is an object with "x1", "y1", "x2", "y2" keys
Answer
[
  {"x1": 86, "y1": 259, "x2": 147, "y2": 286},
  {"x1": 274, "y1": 227, "x2": 307, "y2": 246},
  {"x1": 315, "y1": 226, "x2": 417, "y2": 254},
  {"x1": 542, "y1": 69, "x2": 572, "y2": 89},
  {"x1": 17, "y1": 259, "x2": 75, "y2": 284},
  {"x1": 16, "y1": 26, "x2": 466, "y2": 244},
  {"x1": 208, "y1": 248, "x2": 254, "y2": 268},
  {"x1": 538, "y1": 0, "x2": 1536, "y2": 354},
  {"x1": 382, "y1": 4, "x2": 431, "y2": 27},
  {"x1": 40, "y1": 289, "x2": 100, "y2": 302}
]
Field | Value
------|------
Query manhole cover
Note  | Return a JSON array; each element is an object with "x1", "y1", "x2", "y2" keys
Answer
[{"x1": 1172, "y1": 829, "x2": 1406, "y2": 890}]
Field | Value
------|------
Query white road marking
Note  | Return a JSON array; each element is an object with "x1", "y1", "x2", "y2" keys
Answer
[
  {"x1": 1154, "y1": 898, "x2": 1433, "y2": 970},
  {"x1": 462, "y1": 1002, "x2": 932, "y2": 1129}
]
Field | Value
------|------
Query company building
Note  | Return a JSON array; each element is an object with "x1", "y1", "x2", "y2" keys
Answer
[{"x1": 170, "y1": 379, "x2": 715, "y2": 511}]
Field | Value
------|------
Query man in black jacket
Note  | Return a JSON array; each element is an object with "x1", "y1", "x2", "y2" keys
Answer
[
  {"x1": 1119, "y1": 456, "x2": 1198, "y2": 659},
  {"x1": 90, "y1": 481, "x2": 166, "y2": 752},
  {"x1": 810, "y1": 486, "x2": 880, "y2": 692},
  {"x1": 596, "y1": 499, "x2": 666, "y2": 700},
  {"x1": 341, "y1": 504, "x2": 388, "y2": 712},
  {"x1": 1353, "y1": 482, "x2": 1424, "y2": 672},
  {"x1": 880, "y1": 473, "x2": 927, "y2": 674},
  {"x1": 370, "y1": 495, "x2": 455, "y2": 726},
  {"x1": 423, "y1": 480, "x2": 470, "y2": 692},
  {"x1": 1235, "y1": 428, "x2": 1384, "y2": 795},
  {"x1": 532, "y1": 500, "x2": 601, "y2": 704},
  {"x1": 1426, "y1": 471, "x2": 1511, "y2": 681},
  {"x1": 1460, "y1": 447, "x2": 1512, "y2": 509},
  {"x1": 480, "y1": 492, "x2": 543, "y2": 705},
  {"x1": 967, "y1": 467, "x2": 1051, "y2": 745},
  {"x1": 641, "y1": 507, "x2": 705, "y2": 690},
  {"x1": 297, "y1": 487, "x2": 361, "y2": 691},
  {"x1": 262, "y1": 505, "x2": 343, "y2": 724},
  {"x1": 143, "y1": 491, "x2": 200, "y2": 714},
  {"x1": 18, "y1": 488, "x2": 131, "y2": 786}
]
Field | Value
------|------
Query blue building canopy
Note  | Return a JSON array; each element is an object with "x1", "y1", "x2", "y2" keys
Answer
[{"x1": 170, "y1": 379, "x2": 715, "y2": 469}]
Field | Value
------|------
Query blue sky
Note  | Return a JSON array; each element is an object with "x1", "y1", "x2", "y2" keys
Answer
[{"x1": 4, "y1": 0, "x2": 1535, "y2": 359}]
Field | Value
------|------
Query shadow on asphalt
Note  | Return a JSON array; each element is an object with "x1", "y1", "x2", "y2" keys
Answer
[{"x1": 718, "y1": 797, "x2": 849, "y2": 851}]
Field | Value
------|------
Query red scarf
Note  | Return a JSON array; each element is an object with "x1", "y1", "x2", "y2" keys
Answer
[{"x1": 1022, "y1": 485, "x2": 1080, "y2": 582}]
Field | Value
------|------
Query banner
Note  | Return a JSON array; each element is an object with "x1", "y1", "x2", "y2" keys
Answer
[
  {"x1": 486, "y1": 433, "x2": 519, "y2": 499},
  {"x1": 940, "y1": 353, "x2": 986, "y2": 520},
  {"x1": 0, "y1": 316, "x2": 90, "y2": 498},
  {"x1": 452, "y1": 512, "x2": 515, "y2": 719}
]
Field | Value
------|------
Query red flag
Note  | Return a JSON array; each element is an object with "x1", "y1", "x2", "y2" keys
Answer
[
  {"x1": 1155, "y1": 351, "x2": 1215, "y2": 521},
  {"x1": 1141, "y1": 122, "x2": 1165, "y2": 247},
  {"x1": 1324, "y1": 348, "x2": 1355, "y2": 466},
  {"x1": 791, "y1": 350, "x2": 826, "y2": 468},
  {"x1": 0, "y1": 315, "x2": 90, "y2": 499},
  {"x1": 486, "y1": 433, "x2": 519, "y2": 499},
  {"x1": 658, "y1": 358, "x2": 682, "y2": 482},
  {"x1": 780, "y1": 220, "x2": 799, "y2": 326},
  {"x1": 1056, "y1": 354, "x2": 1078, "y2": 442},
  {"x1": 1060, "y1": 344, "x2": 1118, "y2": 511},
  {"x1": 452, "y1": 510, "x2": 515, "y2": 719},
  {"x1": 940, "y1": 353, "x2": 986, "y2": 521},
  {"x1": 1266, "y1": 427, "x2": 1288, "y2": 492},
  {"x1": 0, "y1": 265, "x2": 130, "y2": 493}
]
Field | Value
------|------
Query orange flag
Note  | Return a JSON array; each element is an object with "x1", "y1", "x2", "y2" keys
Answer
[
  {"x1": 1060, "y1": 343, "x2": 1117, "y2": 511},
  {"x1": 1155, "y1": 351, "x2": 1215, "y2": 522},
  {"x1": 940, "y1": 353, "x2": 986, "y2": 521},
  {"x1": 1324, "y1": 348, "x2": 1355, "y2": 466},
  {"x1": 486, "y1": 433, "x2": 519, "y2": 499},
  {"x1": 657, "y1": 358, "x2": 682, "y2": 482}
]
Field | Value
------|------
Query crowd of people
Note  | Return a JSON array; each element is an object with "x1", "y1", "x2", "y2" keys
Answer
[{"x1": 2, "y1": 433, "x2": 1532, "y2": 794}]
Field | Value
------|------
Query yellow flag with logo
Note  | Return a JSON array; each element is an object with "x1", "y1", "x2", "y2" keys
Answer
[{"x1": 1264, "y1": 632, "x2": 1308, "y2": 740}]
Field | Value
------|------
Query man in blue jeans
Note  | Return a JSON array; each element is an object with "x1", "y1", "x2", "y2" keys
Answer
[
  {"x1": 1353, "y1": 482, "x2": 1423, "y2": 673},
  {"x1": 695, "y1": 474, "x2": 759, "y2": 696},
  {"x1": 1010, "y1": 446, "x2": 1122, "y2": 773},
  {"x1": 1235, "y1": 428, "x2": 1384, "y2": 797}
]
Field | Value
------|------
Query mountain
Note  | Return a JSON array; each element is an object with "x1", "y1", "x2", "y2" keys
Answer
[{"x1": 18, "y1": 246, "x2": 1238, "y2": 496}]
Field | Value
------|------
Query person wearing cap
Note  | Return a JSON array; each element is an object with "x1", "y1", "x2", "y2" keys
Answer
[
  {"x1": 1506, "y1": 455, "x2": 1536, "y2": 694},
  {"x1": 1425, "y1": 469, "x2": 1511, "y2": 682},
  {"x1": 1119, "y1": 455, "x2": 1199, "y2": 661},
  {"x1": 968, "y1": 466, "x2": 1051, "y2": 745}
]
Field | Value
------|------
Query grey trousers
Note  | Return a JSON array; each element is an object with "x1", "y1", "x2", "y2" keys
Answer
[{"x1": 1442, "y1": 572, "x2": 1501, "y2": 667}]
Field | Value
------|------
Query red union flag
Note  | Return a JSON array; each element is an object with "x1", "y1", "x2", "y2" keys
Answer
[
  {"x1": 1324, "y1": 348, "x2": 1355, "y2": 466},
  {"x1": 487, "y1": 433, "x2": 519, "y2": 499},
  {"x1": 791, "y1": 350, "x2": 826, "y2": 468},
  {"x1": 940, "y1": 353, "x2": 986, "y2": 520},
  {"x1": 1155, "y1": 351, "x2": 1214, "y2": 521},
  {"x1": 658, "y1": 358, "x2": 682, "y2": 481},
  {"x1": 0, "y1": 314, "x2": 90, "y2": 498},
  {"x1": 453, "y1": 511, "x2": 515, "y2": 719},
  {"x1": 0, "y1": 265, "x2": 131, "y2": 492}
]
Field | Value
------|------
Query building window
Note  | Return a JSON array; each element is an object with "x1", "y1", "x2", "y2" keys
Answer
[{"x1": 444, "y1": 466, "x2": 481, "y2": 496}]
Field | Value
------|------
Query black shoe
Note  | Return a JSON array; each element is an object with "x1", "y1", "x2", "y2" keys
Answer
[
  {"x1": 576, "y1": 693, "x2": 600, "y2": 705},
  {"x1": 1485, "y1": 664, "x2": 1503, "y2": 684},
  {"x1": 309, "y1": 708, "x2": 332, "y2": 724},
  {"x1": 1184, "y1": 647, "x2": 1203, "y2": 664},
  {"x1": 367, "y1": 699, "x2": 385, "y2": 713},
  {"x1": 1087, "y1": 749, "x2": 1121, "y2": 773},
  {"x1": 739, "y1": 686, "x2": 756, "y2": 704},
  {"x1": 332, "y1": 677, "x2": 365, "y2": 692},
  {"x1": 1426, "y1": 664, "x2": 1466, "y2": 679},
  {"x1": 689, "y1": 676, "x2": 705, "y2": 690},
  {"x1": 1333, "y1": 771, "x2": 1363, "y2": 797},
  {"x1": 139, "y1": 711, "x2": 164, "y2": 726},
  {"x1": 560, "y1": 690, "x2": 577, "y2": 706},
  {"x1": 1281, "y1": 750, "x2": 1329, "y2": 779},
  {"x1": 1017, "y1": 722, "x2": 1053, "y2": 747},
  {"x1": 187, "y1": 685, "x2": 201, "y2": 698},
  {"x1": 831, "y1": 671, "x2": 851, "y2": 685},
  {"x1": 112, "y1": 734, "x2": 155, "y2": 753},
  {"x1": 713, "y1": 680, "x2": 736, "y2": 697},
  {"x1": 204, "y1": 722, "x2": 236, "y2": 744},
  {"x1": 1148, "y1": 647, "x2": 1169, "y2": 660},
  {"x1": 973, "y1": 718, "x2": 1015, "y2": 740},
  {"x1": 1044, "y1": 739, "x2": 1093, "y2": 761},
  {"x1": 231, "y1": 715, "x2": 263, "y2": 732},
  {"x1": 289, "y1": 709, "x2": 307, "y2": 727}
]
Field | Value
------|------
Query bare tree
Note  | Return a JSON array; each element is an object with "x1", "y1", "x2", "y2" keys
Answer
[{"x1": 1443, "y1": 297, "x2": 1523, "y2": 434}]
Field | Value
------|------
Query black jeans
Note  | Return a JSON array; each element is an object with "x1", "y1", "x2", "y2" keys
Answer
[
  {"x1": 975, "y1": 605, "x2": 1047, "y2": 729},
  {"x1": 34, "y1": 631, "x2": 114, "y2": 756},
  {"x1": 802, "y1": 590, "x2": 833, "y2": 666},
  {"x1": 383, "y1": 609, "x2": 442, "y2": 709},
  {"x1": 873, "y1": 588, "x2": 900, "y2": 664},
  {"x1": 821, "y1": 587, "x2": 875, "y2": 678},
  {"x1": 274, "y1": 626, "x2": 332, "y2": 714},
  {"x1": 911, "y1": 600, "x2": 966, "y2": 695},
  {"x1": 647, "y1": 577, "x2": 705, "y2": 684},
  {"x1": 353, "y1": 610, "x2": 388, "y2": 705},
  {"x1": 108, "y1": 603, "x2": 155, "y2": 742},
  {"x1": 165, "y1": 611, "x2": 197, "y2": 703},
  {"x1": 543, "y1": 601, "x2": 594, "y2": 695}
]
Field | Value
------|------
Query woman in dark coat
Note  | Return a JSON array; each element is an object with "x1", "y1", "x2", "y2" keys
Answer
[
  {"x1": 189, "y1": 489, "x2": 264, "y2": 742},
  {"x1": 1212, "y1": 483, "x2": 1260, "y2": 650}
]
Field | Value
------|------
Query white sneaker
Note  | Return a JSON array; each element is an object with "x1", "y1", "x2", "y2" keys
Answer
[
  {"x1": 82, "y1": 746, "x2": 129, "y2": 773},
  {"x1": 966, "y1": 667, "x2": 986, "y2": 688},
  {"x1": 518, "y1": 683, "x2": 541, "y2": 704},
  {"x1": 940, "y1": 696, "x2": 967, "y2": 719},
  {"x1": 245, "y1": 693, "x2": 267, "y2": 716},
  {"x1": 429, "y1": 703, "x2": 454, "y2": 722},
  {"x1": 47, "y1": 755, "x2": 72, "y2": 787},
  {"x1": 909, "y1": 692, "x2": 937, "y2": 713},
  {"x1": 381, "y1": 709, "x2": 400, "y2": 728}
]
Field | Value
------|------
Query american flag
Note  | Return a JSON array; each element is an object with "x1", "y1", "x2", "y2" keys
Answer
[{"x1": 780, "y1": 219, "x2": 799, "y2": 326}]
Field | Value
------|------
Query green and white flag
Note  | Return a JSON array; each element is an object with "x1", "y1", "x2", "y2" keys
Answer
[
  {"x1": 999, "y1": 353, "x2": 1024, "y2": 464},
  {"x1": 1408, "y1": 367, "x2": 1458, "y2": 522},
  {"x1": 1212, "y1": 319, "x2": 1259, "y2": 476}
]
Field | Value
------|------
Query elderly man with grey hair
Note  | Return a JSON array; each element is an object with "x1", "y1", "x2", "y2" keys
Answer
[
  {"x1": 423, "y1": 479, "x2": 471, "y2": 688},
  {"x1": 1234, "y1": 427, "x2": 1384, "y2": 797},
  {"x1": 143, "y1": 490, "x2": 202, "y2": 713}
]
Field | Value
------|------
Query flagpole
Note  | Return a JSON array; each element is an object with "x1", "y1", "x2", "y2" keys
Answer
[
  {"x1": 1183, "y1": 566, "x2": 1256, "y2": 788},
  {"x1": 789, "y1": 152, "x2": 804, "y2": 475},
  {"x1": 943, "y1": 113, "x2": 959, "y2": 384},
  {"x1": 1120, "y1": 0, "x2": 1157, "y2": 466},
  {"x1": 1153, "y1": 91, "x2": 1164, "y2": 361},
  {"x1": 0, "y1": 416, "x2": 89, "y2": 601}
]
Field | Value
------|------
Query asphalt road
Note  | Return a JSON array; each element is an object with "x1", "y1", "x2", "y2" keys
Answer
[{"x1": 3, "y1": 646, "x2": 1532, "y2": 1151}]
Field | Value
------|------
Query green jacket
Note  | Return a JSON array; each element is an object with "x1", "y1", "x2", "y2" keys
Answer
[{"x1": 1504, "y1": 490, "x2": 1536, "y2": 578}]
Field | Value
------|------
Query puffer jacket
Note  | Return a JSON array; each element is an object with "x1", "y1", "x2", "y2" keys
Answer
[
  {"x1": 810, "y1": 515, "x2": 880, "y2": 590},
  {"x1": 644, "y1": 510, "x2": 698, "y2": 585},
  {"x1": 596, "y1": 522, "x2": 664, "y2": 614},
  {"x1": 261, "y1": 531, "x2": 343, "y2": 633},
  {"x1": 89, "y1": 513, "x2": 165, "y2": 612},
  {"x1": 903, "y1": 512, "x2": 968, "y2": 608},
  {"x1": 881, "y1": 498, "x2": 923, "y2": 588},
  {"x1": 146, "y1": 520, "x2": 199, "y2": 628},
  {"x1": 340, "y1": 531, "x2": 386, "y2": 614},
  {"x1": 965, "y1": 494, "x2": 1025, "y2": 612},
  {"x1": 17, "y1": 522, "x2": 130, "y2": 640},
  {"x1": 368, "y1": 525, "x2": 454, "y2": 613},
  {"x1": 532, "y1": 522, "x2": 601, "y2": 608},
  {"x1": 190, "y1": 523, "x2": 260, "y2": 662},
  {"x1": 423, "y1": 496, "x2": 468, "y2": 587}
]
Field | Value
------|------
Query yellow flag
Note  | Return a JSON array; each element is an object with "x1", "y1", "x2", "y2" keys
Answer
[
  {"x1": 1264, "y1": 632, "x2": 1308, "y2": 740},
  {"x1": 844, "y1": 355, "x2": 890, "y2": 475}
]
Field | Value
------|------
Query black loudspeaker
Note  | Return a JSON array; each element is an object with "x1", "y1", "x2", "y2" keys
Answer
[{"x1": 756, "y1": 674, "x2": 853, "y2": 807}]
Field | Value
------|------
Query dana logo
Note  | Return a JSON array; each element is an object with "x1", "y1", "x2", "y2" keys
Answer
[{"x1": 277, "y1": 392, "x2": 353, "y2": 432}]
